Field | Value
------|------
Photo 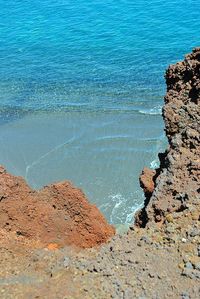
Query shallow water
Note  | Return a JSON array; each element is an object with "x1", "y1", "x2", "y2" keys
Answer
[
  {"x1": 0, "y1": 0, "x2": 199, "y2": 224},
  {"x1": 0, "y1": 111, "x2": 166, "y2": 224}
]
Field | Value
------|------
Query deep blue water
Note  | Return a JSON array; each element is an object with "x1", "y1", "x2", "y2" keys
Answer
[
  {"x1": 1, "y1": 0, "x2": 199, "y2": 115},
  {"x1": 0, "y1": 0, "x2": 199, "y2": 224}
]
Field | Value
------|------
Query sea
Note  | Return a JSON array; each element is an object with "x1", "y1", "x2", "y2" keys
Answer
[{"x1": 0, "y1": 0, "x2": 199, "y2": 225}]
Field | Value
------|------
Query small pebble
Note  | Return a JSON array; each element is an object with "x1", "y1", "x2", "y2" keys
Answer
[
  {"x1": 181, "y1": 291, "x2": 190, "y2": 299},
  {"x1": 185, "y1": 262, "x2": 193, "y2": 269},
  {"x1": 63, "y1": 257, "x2": 70, "y2": 267},
  {"x1": 194, "y1": 263, "x2": 200, "y2": 271},
  {"x1": 166, "y1": 214, "x2": 174, "y2": 223},
  {"x1": 189, "y1": 229, "x2": 200, "y2": 237}
]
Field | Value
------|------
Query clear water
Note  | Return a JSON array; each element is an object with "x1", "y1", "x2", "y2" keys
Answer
[{"x1": 0, "y1": 0, "x2": 199, "y2": 224}]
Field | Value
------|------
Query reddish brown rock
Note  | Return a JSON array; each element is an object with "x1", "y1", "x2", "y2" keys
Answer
[
  {"x1": 136, "y1": 48, "x2": 200, "y2": 226},
  {"x1": 139, "y1": 167, "x2": 156, "y2": 198},
  {"x1": 0, "y1": 166, "x2": 115, "y2": 248}
]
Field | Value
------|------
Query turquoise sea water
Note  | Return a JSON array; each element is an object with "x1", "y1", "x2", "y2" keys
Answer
[{"x1": 0, "y1": 0, "x2": 199, "y2": 224}]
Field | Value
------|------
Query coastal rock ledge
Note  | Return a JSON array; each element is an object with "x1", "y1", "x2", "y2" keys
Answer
[
  {"x1": 0, "y1": 165, "x2": 115, "y2": 248},
  {"x1": 136, "y1": 48, "x2": 200, "y2": 227}
]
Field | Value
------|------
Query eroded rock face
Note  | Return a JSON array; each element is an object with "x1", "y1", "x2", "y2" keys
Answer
[
  {"x1": 136, "y1": 48, "x2": 200, "y2": 226},
  {"x1": 0, "y1": 165, "x2": 115, "y2": 248},
  {"x1": 139, "y1": 167, "x2": 157, "y2": 199}
]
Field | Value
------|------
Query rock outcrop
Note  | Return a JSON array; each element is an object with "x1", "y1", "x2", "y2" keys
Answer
[
  {"x1": 0, "y1": 165, "x2": 115, "y2": 248},
  {"x1": 136, "y1": 48, "x2": 200, "y2": 226}
]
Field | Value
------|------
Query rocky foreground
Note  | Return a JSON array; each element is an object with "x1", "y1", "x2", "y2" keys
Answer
[
  {"x1": 0, "y1": 49, "x2": 200, "y2": 298},
  {"x1": 1, "y1": 203, "x2": 200, "y2": 299}
]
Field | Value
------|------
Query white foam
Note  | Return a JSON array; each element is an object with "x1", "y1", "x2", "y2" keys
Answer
[
  {"x1": 139, "y1": 105, "x2": 162, "y2": 115},
  {"x1": 103, "y1": 193, "x2": 142, "y2": 225},
  {"x1": 150, "y1": 159, "x2": 159, "y2": 169}
]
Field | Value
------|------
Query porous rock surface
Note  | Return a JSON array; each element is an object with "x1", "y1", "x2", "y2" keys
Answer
[
  {"x1": 1, "y1": 203, "x2": 200, "y2": 298},
  {"x1": 136, "y1": 47, "x2": 200, "y2": 226},
  {"x1": 0, "y1": 165, "x2": 115, "y2": 248}
]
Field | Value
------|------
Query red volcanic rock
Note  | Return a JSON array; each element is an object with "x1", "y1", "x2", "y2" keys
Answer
[
  {"x1": 136, "y1": 48, "x2": 200, "y2": 226},
  {"x1": 135, "y1": 167, "x2": 157, "y2": 227},
  {"x1": 0, "y1": 166, "x2": 115, "y2": 248},
  {"x1": 139, "y1": 167, "x2": 156, "y2": 198}
]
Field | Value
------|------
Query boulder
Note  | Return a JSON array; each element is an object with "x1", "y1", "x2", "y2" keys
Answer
[{"x1": 0, "y1": 166, "x2": 115, "y2": 248}]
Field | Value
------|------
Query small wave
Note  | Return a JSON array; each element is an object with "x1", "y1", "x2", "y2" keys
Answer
[
  {"x1": 149, "y1": 132, "x2": 167, "y2": 169},
  {"x1": 99, "y1": 193, "x2": 142, "y2": 225},
  {"x1": 138, "y1": 106, "x2": 162, "y2": 115},
  {"x1": 150, "y1": 159, "x2": 159, "y2": 169}
]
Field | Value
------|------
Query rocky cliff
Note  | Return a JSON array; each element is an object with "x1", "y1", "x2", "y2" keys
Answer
[
  {"x1": 136, "y1": 48, "x2": 200, "y2": 227},
  {"x1": 0, "y1": 165, "x2": 115, "y2": 248}
]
